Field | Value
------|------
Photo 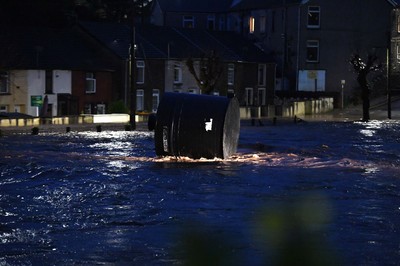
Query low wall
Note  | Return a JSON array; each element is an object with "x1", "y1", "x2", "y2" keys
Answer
[
  {"x1": 0, "y1": 118, "x2": 41, "y2": 127},
  {"x1": 240, "y1": 97, "x2": 334, "y2": 119},
  {"x1": 0, "y1": 113, "x2": 149, "y2": 128}
]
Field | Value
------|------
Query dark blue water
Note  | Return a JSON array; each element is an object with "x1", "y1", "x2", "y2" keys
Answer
[{"x1": 1, "y1": 121, "x2": 399, "y2": 265}]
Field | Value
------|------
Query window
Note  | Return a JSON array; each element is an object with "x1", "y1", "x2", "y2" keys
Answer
[
  {"x1": 260, "y1": 16, "x2": 266, "y2": 33},
  {"x1": 397, "y1": 15, "x2": 400, "y2": 32},
  {"x1": 272, "y1": 11, "x2": 275, "y2": 33},
  {"x1": 307, "y1": 6, "x2": 320, "y2": 28},
  {"x1": 45, "y1": 70, "x2": 53, "y2": 94},
  {"x1": 249, "y1": 16, "x2": 255, "y2": 33},
  {"x1": 245, "y1": 88, "x2": 253, "y2": 106},
  {"x1": 0, "y1": 105, "x2": 8, "y2": 112},
  {"x1": 0, "y1": 71, "x2": 9, "y2": 94},
  {"x1": 207, "y1": 15, "x2": 215, "y2": 30},
  {"x1": 152, "y1": 89, "x2": 159, "y2": 113},
  {"x1": 188, "y1": 88, "x2": 198, "y2": 94},
  {"x1": 183, "y1": 16, "x2": 195, "y2": 28},
  {"x1": 84, "y1": 103, "x2": 92, "y2": 114},
  {"x1": 174, "y1": 63, "x2": 182, "y2": 84},
  {"x1": 85, "y1": 72, "x2": 96, "y2": 93},
  {"x1": 136, "y1": 89, "x2": 144, "y2": 111},
  {"x1": 397, "y1": 43, "x2": 400, "y2": 61},
  {"x1": 258, "y1": 88, "x2": 266, "y2": 106},
  {"x1": 227, "y1": 63, "x2": 235, "y2": 85},
  {"x1": 258, "y1": 64, "x2": 266, "y2": 86},
  {"x1": 96, "y1": 104, "x2": 106, "y2": 114},
  {"x1": 219, "y1": 17, "x2": 225, "y2": 30},
  {"x1": 306, "y1": 40, "x2": 319, "y2": 62},
  {"x1": 136, "y1": 61, "x2": 145, "y2": 84}
]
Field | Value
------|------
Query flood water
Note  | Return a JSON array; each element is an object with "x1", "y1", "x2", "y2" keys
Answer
[{"x1": 1, "y1": 120, "x2": 399, "y2": 265}]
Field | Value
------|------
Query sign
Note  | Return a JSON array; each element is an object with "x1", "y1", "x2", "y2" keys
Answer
[{"x1": 31, "y1": 95, "x2": 43, "y2": 107}]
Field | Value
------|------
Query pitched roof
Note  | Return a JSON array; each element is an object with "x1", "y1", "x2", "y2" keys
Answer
[
  {"x1": 0, "y1": 26, "x2": 113, "y2": 71},
  {"x1": 230, "y1": 0, "x2": 399, "y2": 10},
  {"x1": 230, "y1": 0, "x2": 302, "y2": 10},
  {"x1": 155, "y1": 0, "x2": 234, "y2": 13},
  {"x1": 80, "y1": 21, "x2": 273, "y2": 63}
]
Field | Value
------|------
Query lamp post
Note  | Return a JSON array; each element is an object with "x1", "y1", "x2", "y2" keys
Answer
[
  {"x1": 129, "y1": 0, "x2": 136, "y2": 129},
  {"x1": 341, "y1": 79, "x2": 346, "y2": 109}
]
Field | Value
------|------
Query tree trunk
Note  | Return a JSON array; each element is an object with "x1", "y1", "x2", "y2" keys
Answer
[
  {"x1": 358, "y1": 72, "x2": 370, "y2": 122},
  {"x1": 362, "y1": 87, "x2": 370, "y2": 122}
]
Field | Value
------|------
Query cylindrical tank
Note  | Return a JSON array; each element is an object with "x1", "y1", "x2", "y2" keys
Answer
[{"x1": 154, "y1": 93, "x2": 240, "y2": 159}]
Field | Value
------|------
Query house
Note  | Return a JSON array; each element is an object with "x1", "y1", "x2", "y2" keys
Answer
[
  {"x1": 0, "y1": 26, "x2": 119, "y2": 117},
  {"x1": 389, "y1": 1, "x2": 400, "y2": 95},
  {"x1": 80, "y1": 22, "x2": 276, "y2": 116},
  {"x1": 150, "y1": 0, "x2": 237, "y2": 31},
  {"x1": 230, "y1": 0, "x2": 399, "y2": 107}
]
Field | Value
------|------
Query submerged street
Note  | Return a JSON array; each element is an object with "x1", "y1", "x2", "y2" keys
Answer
[{"x1": 0, "y1": 120, "x2": 399, "y2": 265}]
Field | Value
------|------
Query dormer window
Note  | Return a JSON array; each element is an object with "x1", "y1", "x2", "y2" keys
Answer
[
  {"x1": 183, "y1": 16, "x2": 195, "y2": 28},
  {"x1": 207, "y1": 15, "x2": 215, "y2": 30}
]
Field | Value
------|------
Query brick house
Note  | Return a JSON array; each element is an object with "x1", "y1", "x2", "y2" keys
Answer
[
  {"x1": 81, "y1": 22, "x2": 276, "y2": 115},
  {"x1": 0, "y1": 26, "x2": 119, "y2": 117},
  {"x1": 230, "y1": 0, "x2": 398, "y2": 107}
]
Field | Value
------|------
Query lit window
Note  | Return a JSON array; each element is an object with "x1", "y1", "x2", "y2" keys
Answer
[
  {"x1": 306, "y1": 40, "x2": 319, "y2": 62},
  {"x1": 249, "y1": 16, "x2": 255, "y2": 33},
  {"x1": 136, "y1": 61, "x2": 145, "y2": 84},
  {"x1": 174, "y1": 63, "x2": 182, "y2": 84},
  {"x1": 227, "y1": 63, "x2": 235, "y2": 85},
  {"x1": 85, "y1": 72, "x2": 96, "y2": 93},
  {"x1": 183, "y1": 16, "x2": 195, "y2": 28},
  {"x1": 258, "y1": 64, "x2": 266, "y2": 86},
  {"x1": 152, "y1": 89, "x2": 159, "y2": 113},
  {"x1": 0, "y1": 71, "x2": 9, "y2": 94},
  {"x1": 136, "y1": 89, "x2": 144, "y2": 111},
  {"x1": 307, "y1": 6, "x2": 320, "y2": 28},
  {"x1": 245, "y1": 87, "x2": 253, "y2": 106}
]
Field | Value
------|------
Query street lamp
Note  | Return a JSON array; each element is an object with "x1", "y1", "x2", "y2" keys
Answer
[
  {"x1": 129, "y1": 0, "x2": 136, "y2": 129},
  {"x1": 341, "y1": 79, "x2": 346, "y2": 109}
]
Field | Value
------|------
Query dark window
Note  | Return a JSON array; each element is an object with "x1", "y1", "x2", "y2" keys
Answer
[
  {"x1": 0, "y1": 71, "x2": 9, "y2": 94},
  {"x1": 85, "y1": 72, "x2": 96, "y2": 93},
  {"x1": 307, "y1": 6, "x2": 320, "y2": 28},
  {"x1": 183, "y1": 16, "x2": 195, "y2": 28},
  {"x1": 45, "y1": 70, "x2": 53, "y2": 94},
  {"x1": 306, "y1": 40, "x2": 319, "y2": 62}
]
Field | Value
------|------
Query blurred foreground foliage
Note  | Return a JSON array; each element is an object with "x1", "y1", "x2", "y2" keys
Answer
[
  {"x1": 176, "y1": 194, "x2": 340, "y2": 266},
  {"x1": 108, "y1": 100, "x2": 129, "y2": 114}
]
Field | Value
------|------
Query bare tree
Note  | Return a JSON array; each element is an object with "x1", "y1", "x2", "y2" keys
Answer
[
  {"x1": 349, "y1": 53, "x2": 383, "y2": 122},
  {"x1": 186, "y1": 50, "x2": 223, "y2": 95}
]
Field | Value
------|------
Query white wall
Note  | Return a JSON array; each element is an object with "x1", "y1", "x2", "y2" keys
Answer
[{"x1": 26, "y1": 70, "x2": 72, "y2": 116}]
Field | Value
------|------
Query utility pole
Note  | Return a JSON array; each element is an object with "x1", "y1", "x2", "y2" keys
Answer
[
  {"x1": 387, "y1": 31, "x2": 392, "y2": 119},
  {"x1": 281, "y1": 0, "x2": 287, "y2": 91},
  {"x1": 129, "y1": 0, "x2": 136, "y2": 129}
]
